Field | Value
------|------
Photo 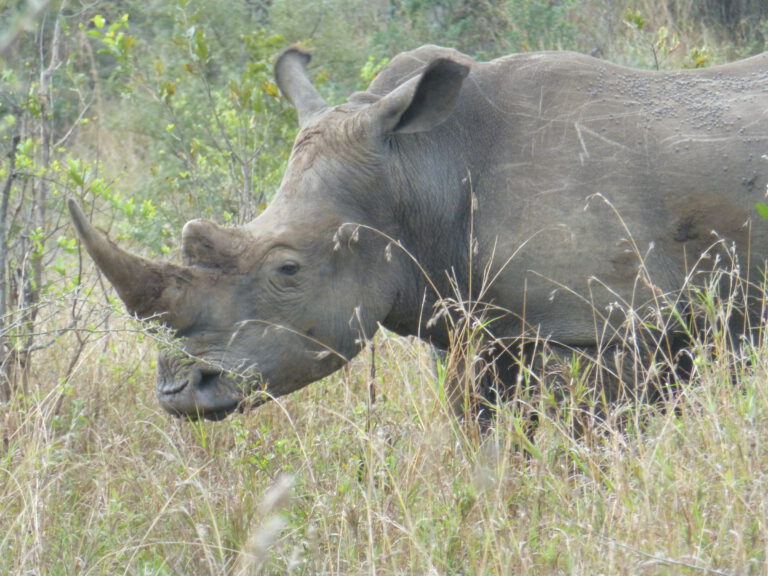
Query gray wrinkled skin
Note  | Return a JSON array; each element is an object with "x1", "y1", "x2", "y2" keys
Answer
[{"x1": 70, "y1": 45, "x2": 768, "y2": 420}]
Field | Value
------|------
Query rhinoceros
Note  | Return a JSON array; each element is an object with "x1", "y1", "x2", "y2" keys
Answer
[{"x1": 69, "y1": 45, "x2": 768, "y2": 420}]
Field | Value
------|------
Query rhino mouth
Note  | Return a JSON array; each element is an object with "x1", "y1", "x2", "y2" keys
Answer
[{"x1": 157, "y1": 360, "x2": 263, "y2": 421}]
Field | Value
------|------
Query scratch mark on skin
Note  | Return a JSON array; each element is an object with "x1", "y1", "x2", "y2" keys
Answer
[
  {"x1": 575, "y1": 122, "x2": 589, "y2": 165},
  {"x1": 493, "y1": 162, "x2": 534, "y2": 174},
  {"x1": 467, "y1": 76, "x2": 534, "y2": 123},
  {"x1": 470, "y1": 75, "x2": 646, "y2": 134},
  {"x1": 574, "y1": 122, "x2": 634, "y2": 154},
  {"x1": 532, "y1": 183, "x2": 572, "y2": 198},
  {"x1": 660, "y1": 134, "x2": 741, "y2": 148}
]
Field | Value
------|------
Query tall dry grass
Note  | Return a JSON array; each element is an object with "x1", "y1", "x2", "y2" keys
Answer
[{"x1": 1, "y1": 278, "x2": 766, "y2": 574}]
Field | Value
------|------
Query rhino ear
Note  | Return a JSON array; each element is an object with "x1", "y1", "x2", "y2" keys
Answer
[
  {"x1": 182, "y1": 219, "x2": 249, "y2": 272},
  {"x1": 375, "y1": 57, "x2": 470, "y2": 135}
]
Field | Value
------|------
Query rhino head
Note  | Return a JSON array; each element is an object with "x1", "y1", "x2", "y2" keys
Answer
[
  {"x1": 69, "y1": 191, "x2": 400, "y2": 419},
  {"x1": 69, "y1": 46, "x2": 469, "y2": 420}
]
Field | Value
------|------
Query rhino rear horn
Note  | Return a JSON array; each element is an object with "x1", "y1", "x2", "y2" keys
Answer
[
  {"x1": 182, "y1": 219, "x2": 249, "y2": 272},
  {"x1": 274, "y1": 46, "x2": 329, "y2": 126},
  {"x1": 68, "y1": 200, "x2": 202, "y2": 329}
]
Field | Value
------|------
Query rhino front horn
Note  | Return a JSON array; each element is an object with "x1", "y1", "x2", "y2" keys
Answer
[{"x1": 68, "y1": 199, "x2": 203, "y2": 329}]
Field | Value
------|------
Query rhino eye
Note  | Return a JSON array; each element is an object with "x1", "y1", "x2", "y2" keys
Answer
[{"x1": 279, "y1": 262, "x2": 299, "y2": 276}]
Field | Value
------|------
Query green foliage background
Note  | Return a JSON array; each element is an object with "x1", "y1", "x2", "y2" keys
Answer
[{"x1": 2, "y1": 0, "x2": 766, "y2": 252}]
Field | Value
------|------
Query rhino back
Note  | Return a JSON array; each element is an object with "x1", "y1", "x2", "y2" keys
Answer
[{"x1": 409, "y1": 51, "x2": 768, "y2": 342}]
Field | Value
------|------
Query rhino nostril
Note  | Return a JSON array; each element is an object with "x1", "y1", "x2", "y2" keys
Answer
[{"x1": 191, "y1": 366, "x2": 223, "y2": 390}]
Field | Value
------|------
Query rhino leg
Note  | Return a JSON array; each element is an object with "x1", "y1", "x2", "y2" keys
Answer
[{"x1": 441, "y1": 335, "x2": 693, "y2": 436}]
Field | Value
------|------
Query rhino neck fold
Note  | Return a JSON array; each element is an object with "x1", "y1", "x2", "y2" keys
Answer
[{"x1": 365, "y1": 147, "x2": 473, "y2": 344}]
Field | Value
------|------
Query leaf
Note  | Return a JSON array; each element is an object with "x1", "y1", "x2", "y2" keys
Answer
[
  {"x1": 262, "y1": 81, "x2": 279, "y2": 99},
  {"x1": 755, "y1": 202, "x2": 768, "y2": 220},
  {"x1": 193, "y1": 26, "x2": 209, "y2": 62},
  {"x1": 160, "y1": 82, "x2": 176, "y2": 103},
  {"x1": 622, "y1": 9, "x2": 645, "y2": 31},
  {"x1": 67, "y1": 157, "x2": 87, "y2": 187}
]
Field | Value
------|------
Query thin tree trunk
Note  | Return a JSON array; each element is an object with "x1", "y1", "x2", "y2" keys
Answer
[
  {"x1": 0, "y1": 135, "x2": 20, "y2": 401},
  {"x1": 12, "y1": 0, "x2": 68, "y2": 391}
]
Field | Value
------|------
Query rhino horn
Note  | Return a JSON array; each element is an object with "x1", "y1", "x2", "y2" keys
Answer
[
  {"x1": 68, "y1": 199, "x2": 202, "y2": 329},
  {"x1": 274, "y1": 46, "x2": 328, "y2": 126},
  {"x1": 182, "y1": 219, "x2": 250, "y2": 272}
]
